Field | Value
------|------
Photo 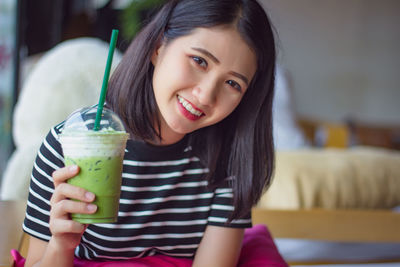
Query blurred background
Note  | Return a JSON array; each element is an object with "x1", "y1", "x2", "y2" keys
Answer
[
  {"x1": 1, "y1": 0, "x2": 400, "y2": 184},
  {"x1": 0, "y1": 0, "x2": 161, "y2": 182}
]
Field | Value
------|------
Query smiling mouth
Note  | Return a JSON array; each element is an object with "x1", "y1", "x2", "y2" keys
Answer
[{"x1": 177, "y1": 95, "x2": 204, "y2": 117}]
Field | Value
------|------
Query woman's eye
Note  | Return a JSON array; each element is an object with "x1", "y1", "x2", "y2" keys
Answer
[
  {"x1": 191, "y1": 56, "x2": 208, "y2": 68},
  {"x1": 226, "y1": 80, "x2": 242, "y2": 92}
]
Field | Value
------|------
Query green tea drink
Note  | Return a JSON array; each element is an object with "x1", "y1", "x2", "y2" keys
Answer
[
  {"x1": 59, "y1": 106, "x2": 129, "y2": 224},
  {"x1": 65, "y1": 154, "x2": 123, "y2": 223}
]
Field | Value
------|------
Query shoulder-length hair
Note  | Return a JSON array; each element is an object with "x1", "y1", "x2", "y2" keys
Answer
[{"x1": 107, "y1": 0, "x2": 276, "y2": 220}]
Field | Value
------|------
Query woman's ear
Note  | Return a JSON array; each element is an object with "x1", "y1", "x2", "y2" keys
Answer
[{"x1": 151, "y1": 40, "x2": 164, "y2": 66}]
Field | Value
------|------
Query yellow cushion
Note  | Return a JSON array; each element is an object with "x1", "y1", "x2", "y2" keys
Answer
[{"x1": 259, "y1": 146, "x2": 400, "y2": 209}]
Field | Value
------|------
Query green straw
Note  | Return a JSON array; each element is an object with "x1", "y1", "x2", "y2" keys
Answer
[{"x1": 94, "y1": 29, "x2": 119, "y2": 131}]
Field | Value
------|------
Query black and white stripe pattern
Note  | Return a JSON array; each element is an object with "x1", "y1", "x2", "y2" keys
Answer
[{"x1": 23, "y1": 123, "x2": 252, "y2": 260}]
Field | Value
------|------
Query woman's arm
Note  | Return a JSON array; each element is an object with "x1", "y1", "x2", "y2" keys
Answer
[
  {"x1": 24, "y1": 166, "x2": 96, "y2": 267},
  {"x1": 24, "y1": 236, "x2": 76, "y2": 267},
  {"x1": 193, "y1": 225, "x2": 244, "y2": 267}
]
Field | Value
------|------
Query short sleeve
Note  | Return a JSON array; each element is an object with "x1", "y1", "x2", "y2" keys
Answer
[
  {"x1": 207, "y1": 178, "x2": 252, "y2": 228},
  {"x1": 23, "y1": 124, "x2": 65, "y2": 241}
]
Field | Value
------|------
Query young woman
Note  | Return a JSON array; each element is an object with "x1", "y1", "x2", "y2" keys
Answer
[{"x1": 23, "y1": 0, "x2": 276, "y2": 266}]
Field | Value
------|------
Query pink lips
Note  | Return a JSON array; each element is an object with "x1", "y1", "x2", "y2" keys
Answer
[{"x1": 177, "y1": 96, "x2": 204, "y2": 121}]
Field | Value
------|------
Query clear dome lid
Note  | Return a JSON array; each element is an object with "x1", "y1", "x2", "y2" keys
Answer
[{"x1": 62, "y1": 105, "x2": 126, "y2": 133}]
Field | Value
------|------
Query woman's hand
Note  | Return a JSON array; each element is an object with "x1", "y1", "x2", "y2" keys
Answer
[
  {"x1": 49, "y1": 165, "x2": 97, "y2": 252},
  {"x1": 25, "y1": 165, "x2": 98, "y2": 267}
]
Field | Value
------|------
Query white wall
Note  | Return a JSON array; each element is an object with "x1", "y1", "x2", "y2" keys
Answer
[{"x1": 261, "y1": 0, "x2": 400, "y2": 125}]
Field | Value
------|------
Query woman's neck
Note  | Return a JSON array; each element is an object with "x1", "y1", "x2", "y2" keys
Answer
[
  {"x1": 150, "y1": 115, "x2": 186, "y2": 146},
  {"x1": 149, "y1": 131, "x2": 186, "y2": 146}
]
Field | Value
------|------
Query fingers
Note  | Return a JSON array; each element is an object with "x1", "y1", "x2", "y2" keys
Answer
[
  {"x1": 49, "y1": 197, "x2": 97, "y2": 236},
  {"x1": 51, "y1": 199, "x2": 97, "y2": 219},
  {"x1": 50, "y1": 217, "x2": 87, "y2": 234},
  {"x1": 48, "y1": 165, "x2": 96, "y2": 247},
  {"x1": 52, "y1": 165, "x2": 80, "y2": 187},
  {"x1": 50, "y1": 182, "x2": 95, "y2": 205},
  {"x1": 50, "y1": 164, "x2": 96, "y2": 226}
]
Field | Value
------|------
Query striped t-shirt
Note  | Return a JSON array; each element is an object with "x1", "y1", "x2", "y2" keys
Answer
[{"x1": 23, "y1": 122, "x2": 252, "y2": 260}]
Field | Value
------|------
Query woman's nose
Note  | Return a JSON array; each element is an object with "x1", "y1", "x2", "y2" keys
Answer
[{"x1": 192, "y1": 79, "x2": 218, "y2": 107}]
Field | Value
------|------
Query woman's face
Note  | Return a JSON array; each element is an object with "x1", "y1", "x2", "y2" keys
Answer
[{"x1": 151, "y1": 26, "x2": 257, "y2": 144}]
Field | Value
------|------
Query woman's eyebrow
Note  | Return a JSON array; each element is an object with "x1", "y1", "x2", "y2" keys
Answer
[
  {"x1": 229, "y1": 71, "x2": 249, "y2": 86},
  {"x1": 191, "y1": 47, "x2": 249, "y2": 85},
  {"x1": 191, "y1": 47, "x2": 220, "y2": 64}
]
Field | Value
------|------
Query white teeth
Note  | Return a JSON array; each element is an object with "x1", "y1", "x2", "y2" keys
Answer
[{"x1": 177, "y1": 96, "x2": 203, "y2": 117}]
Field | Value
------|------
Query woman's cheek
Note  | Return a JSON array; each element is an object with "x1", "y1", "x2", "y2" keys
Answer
[{"x1": 175, "y1": 61, "x2": 199, "y2": 85}]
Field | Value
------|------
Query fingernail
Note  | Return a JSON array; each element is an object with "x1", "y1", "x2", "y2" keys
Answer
[
  {"x1": 69, "y1": 165, "x2": 78, "y2": 172},
  {"x1": 85, "y1": 192, "x2": 95, "y2": 201},
  {"x1": 87, "y1": 204, "x2": 97, "y2": 212}
]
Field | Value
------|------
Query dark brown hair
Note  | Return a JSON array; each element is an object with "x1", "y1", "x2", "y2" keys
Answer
[{"x1": 107, "y1": 0, "x2": 276, "y2": 220}]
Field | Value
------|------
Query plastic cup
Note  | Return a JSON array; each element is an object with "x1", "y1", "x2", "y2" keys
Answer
[{"x1": 59, "y1": 106, "x2": 129, "y2": 224}]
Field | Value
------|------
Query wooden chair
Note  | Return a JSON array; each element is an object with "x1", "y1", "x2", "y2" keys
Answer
[
  {"x1": 252, "y1": 207, "x2": 400, "y2": 265},
  {"x1": 0, "y1": 201, "x2": 26, "y2": 267}
]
